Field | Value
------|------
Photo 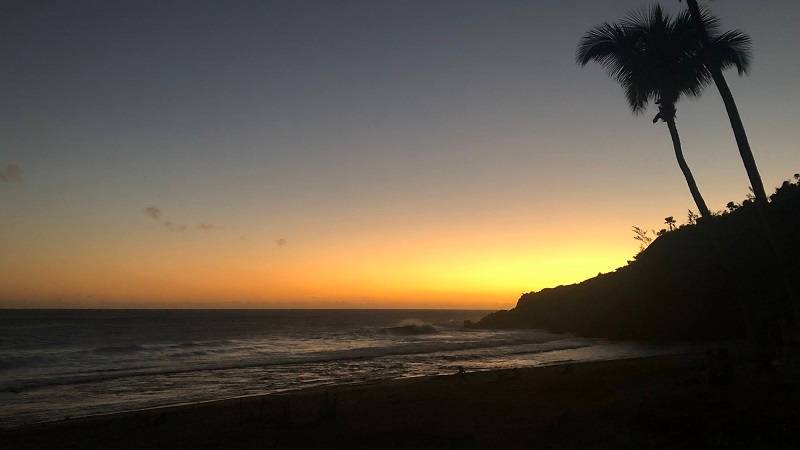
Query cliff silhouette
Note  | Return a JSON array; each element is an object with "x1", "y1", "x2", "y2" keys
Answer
[{"x1": 473, "y1": 175, "x2": 800, "y2": 340}]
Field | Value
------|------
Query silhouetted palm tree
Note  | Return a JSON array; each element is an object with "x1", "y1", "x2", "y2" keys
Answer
[
  {"x1": 577, "y1": 6, "x2": 713, "y2": 217},
  {"x1": 679, "y1": 0, "x2": 767, "y2": 206},
  {"x1": 665, "y1": 216, "x2": 677, "y2": 231},
  {"x1": 681, "y1": 1, "x2": 797, "y2": 336}
]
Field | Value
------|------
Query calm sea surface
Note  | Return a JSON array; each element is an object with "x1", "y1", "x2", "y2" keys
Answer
[{"x1": 0, "y1": 309, "x2": 688, "y2": 428}]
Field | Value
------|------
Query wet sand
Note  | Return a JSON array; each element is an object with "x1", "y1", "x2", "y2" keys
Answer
[{"x1": 3, "y1": 351, "x2": 800, "y2": 449}]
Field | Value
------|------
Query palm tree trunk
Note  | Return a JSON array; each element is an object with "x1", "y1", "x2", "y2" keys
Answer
[
  {"x1": 685, "y1": 0, "x2": 768, "y2": 206},
  {"x1": 665, "y1": 118, "x2": 712, "y2": 218},
  {"x1": 684, "y1": 0, "x2": 794, "y2": 358},
  {"x1": 708, "y1": 70, "x2": 769, "y2": 206}
]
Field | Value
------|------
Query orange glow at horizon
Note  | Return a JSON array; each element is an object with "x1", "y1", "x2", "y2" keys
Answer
[
  {"x1": 3, "y1": 1, "x2": 798, "y2": 310},
  {"x1": 0, "y1": 211, "x2": 634, "y2": 309}
]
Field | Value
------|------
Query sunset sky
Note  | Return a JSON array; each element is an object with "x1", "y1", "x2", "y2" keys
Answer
[{"x1": 2, "y1": 0, "x2": 798, "y2": 309}]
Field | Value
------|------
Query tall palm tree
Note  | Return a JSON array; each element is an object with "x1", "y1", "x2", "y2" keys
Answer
[
  {"x1": 679, "y1": 0, "x2": 768, "y2": 206},
  {"x1": 577, "y1": 6, "x2": 715, "y2": 217},
  {"x1": 682, "y1": 2, "x2": 797, "y2": 338}
]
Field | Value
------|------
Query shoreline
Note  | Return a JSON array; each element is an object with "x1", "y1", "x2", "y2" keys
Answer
[
  {"x1": 7, "y1": 347, "x2": 800, "y2": 449},
  {"x1": 2, "y1": 343, "x2": 698, "y2": 430}
]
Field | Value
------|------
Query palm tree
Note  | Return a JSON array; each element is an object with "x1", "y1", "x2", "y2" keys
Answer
[
  {"x1": 679, "y1": 0, "x2": 768, "y2": 206},
  {"x1": 665, "y1": 216, "x2": 677, "y2": 231},
  {"x1": 577, "y1": 6, "x2": 714, "y2": 217},
  {"x1": 681, "y1": 1, "x2": 797, "y2": 334}
]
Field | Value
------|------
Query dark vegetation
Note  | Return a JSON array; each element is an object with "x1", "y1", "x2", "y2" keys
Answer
[
  {"x1": 473, "y1": 175, "x2": 800, "y2": 340},
  {"x1": 475, "y1": 0, "x2": 796, "y2": 347}
]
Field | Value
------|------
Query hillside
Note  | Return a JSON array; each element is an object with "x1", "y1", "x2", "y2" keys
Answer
[{"x1": 473, "y1": 176, "x2": 800, "y2": 340}]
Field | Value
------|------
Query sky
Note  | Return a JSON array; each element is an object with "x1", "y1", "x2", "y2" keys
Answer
[{"x1": 1, "y1": 0, "x2": 798, "y2": 309}]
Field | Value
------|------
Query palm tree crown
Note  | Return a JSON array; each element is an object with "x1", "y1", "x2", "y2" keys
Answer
[
  {"x1": 576, "y1": 5, "x2": 749, "y2": 122},
  {"x1": 690, "y1": 6, "x2": 752, "y2": 76},
  {"x1": 576, "y1": 5, "x2": 738, "y2": 219}
]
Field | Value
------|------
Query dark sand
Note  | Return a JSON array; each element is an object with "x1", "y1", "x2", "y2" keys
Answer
[{"x1": 3, "y1": 351, "x2": 800, "y2": 449}]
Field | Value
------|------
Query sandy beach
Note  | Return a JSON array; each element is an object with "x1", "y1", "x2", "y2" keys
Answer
[{"x1": 4, "y1": 350, "x2": 800, "y2": 450}]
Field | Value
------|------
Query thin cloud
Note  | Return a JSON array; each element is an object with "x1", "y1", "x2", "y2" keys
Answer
[
  {"x1": 164, "y1": 221, "x2": 188, "y2": 232},
  {"x1": 143, "y1": 205, "x2": 222, "y2": 234},
  {"x1": 144, "y1": 206, "x2": 162, "y2": 220},
  {"x1": 0, "y1": 163, "x2": 23, "y2": 183}
]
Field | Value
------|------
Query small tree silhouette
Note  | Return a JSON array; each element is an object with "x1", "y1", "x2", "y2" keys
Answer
[
  {"x1": 745, "y1": 186, "x2": 755, "y2": 201},
  {"x1": 632, "y1": 226, "x2": 653, "y2": 252},
  {"x1": 665, "y1": 216, "x2": 677, "y2": 231},
  {"x1": 687, "y1": 209, "x2": 699, "y2": 225}
]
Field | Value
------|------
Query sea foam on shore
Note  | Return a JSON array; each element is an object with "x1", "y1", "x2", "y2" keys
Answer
[{"x1": 0, "y1": 309, "x2": 690, "y2": 428}]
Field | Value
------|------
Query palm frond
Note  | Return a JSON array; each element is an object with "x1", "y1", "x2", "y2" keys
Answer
[
  {"x1": 576, "y1": 4, "x2": 719, "y2": 117},
  {"x1": 692, "y1": 5, "x2": 721, "y2": 36},
  {"x1": 709, "y1": 29, "x2": 752, "y2": 75},
  {"x1": 685, "y1": 6, "x2": 752, "y2": 77},
  {"x1": 620, "y1": 4, "x2": 666, "y2": 32},
  {"x1": 576, "y1": 23, "x2": 624, "y2": 68}
]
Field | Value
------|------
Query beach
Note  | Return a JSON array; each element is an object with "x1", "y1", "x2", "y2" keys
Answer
[
  {"x1": 3, "y1": 0, "x2": 799, "y2": 448},
  {"x1": 4, "y1": 350, "x2": 800, "y2": 449},
  {"x1": 1, "y1": 309, "x2": 688, "y2": 428}
]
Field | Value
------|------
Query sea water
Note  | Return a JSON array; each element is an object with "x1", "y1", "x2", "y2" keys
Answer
[{"x1": 0, "y1": 309, "x2": 687, "y2": 428}]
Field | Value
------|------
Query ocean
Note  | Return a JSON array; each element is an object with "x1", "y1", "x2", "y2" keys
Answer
[{"x1": 0, "y1": 309, "x2": 688, "y2": 428}]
